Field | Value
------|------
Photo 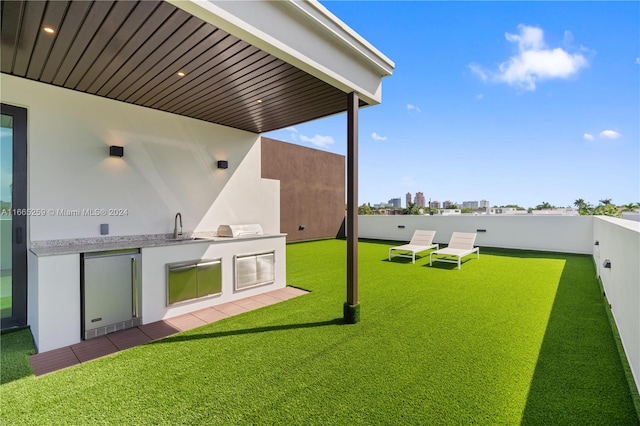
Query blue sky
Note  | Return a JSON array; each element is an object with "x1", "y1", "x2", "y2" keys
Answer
[{"x1": 264, "y1": 1, "x2": 639, "y2": 209}]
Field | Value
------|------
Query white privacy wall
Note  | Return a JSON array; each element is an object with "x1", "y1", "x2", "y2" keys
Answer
[
  {"x1": 358, "y1": 215, "x2": 593, "y2": 254},
  {"x1": 593, "y1": 217, "x2": 640, "y2": 392},
  {"x1": 0, "y1": 74, "x2": 279, "y2": 241}
]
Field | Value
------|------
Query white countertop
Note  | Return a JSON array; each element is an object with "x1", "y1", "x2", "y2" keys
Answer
[{"x1": 30, "y1": 233, "x2": 287, "y2": 256}]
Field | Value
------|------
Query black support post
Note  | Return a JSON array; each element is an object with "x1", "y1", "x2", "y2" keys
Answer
[{"x1": 344, "y1": 91, "x2": 360, "y2": 323}]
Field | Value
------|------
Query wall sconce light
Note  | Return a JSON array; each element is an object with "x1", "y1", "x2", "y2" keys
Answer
[
  {"x1": 109, "y1": 146, "x2": 124, "y2": 157},
  {"x1": 594, "y1": 241, "x2": 599, "y2": 246},
  {"x1": 299, "y1": 225, "x2": 305, "y2": 231},
  {"x1": 603, "y1": 259, "x2": 611, "y2": 269},
  {"x1": 217, "y1": 160, "x2": 228, "y2": 169}
]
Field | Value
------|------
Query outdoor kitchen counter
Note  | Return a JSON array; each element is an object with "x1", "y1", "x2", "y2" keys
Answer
[
  {"x1": 27, "y1": 233, "x2": 287, "y2": 353},
  {"x1": 29, "y1": 233, "x2": 287, "y2": 257}
]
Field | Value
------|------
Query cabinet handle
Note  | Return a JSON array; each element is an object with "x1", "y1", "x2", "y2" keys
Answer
[
  {"x1": 168, "y1": 264, "x2": 197, "y2": 272},
  {"x1": 131, "y1": 257, "x2": 139, "y2": 318},
  {"x1": 16, "y1": 227, "x2": 23, "y2": 244}
]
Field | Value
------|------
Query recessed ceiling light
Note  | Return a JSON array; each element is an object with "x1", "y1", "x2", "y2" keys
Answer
[
  {"x1": 43, "y1": 26, "x2": 55, "y2": 34},
  {"x1": 256, "y1": 99, "x2": 263, "y2": 104},
  {"x1": 177, "y1": 71, "x2": 186, "y2": 77}
]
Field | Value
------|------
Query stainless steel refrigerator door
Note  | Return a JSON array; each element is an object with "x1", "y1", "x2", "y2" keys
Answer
[{"x1": 84, "y1": 254, "x2": 136, "y2": 330}]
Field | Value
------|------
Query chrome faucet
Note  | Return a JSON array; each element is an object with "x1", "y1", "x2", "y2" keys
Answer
[{"x1": 174, "y1": 212, "x2": 183, "y2": 239}]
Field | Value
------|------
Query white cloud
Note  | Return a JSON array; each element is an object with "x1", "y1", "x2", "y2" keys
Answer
[
  {"x1": 562, "y1": 30, "x2": 574, "y2": 47},
  {"x1": 406, "y1": 104, "x2": 421, "y2": 113},
  {"x1": 583, "y1": 133, "x2": 594, "y2": 141},
  {"x1": 470, "y1": 24, "x2": 588, "y2": 91},
  {"x1": 468, "y1": 63, "x2": 489, "y2": 82},
  {"x1": 476, "y1": 94, "x2": 484, "y2": 101},
  {"x1": 371, "y1": 132, "x2": 388, "y2": 141},
  {"x1": 635, "y1": 57, "x2": 640, "y2": 65},
  {"x1": 599, "y1": 130, "x2": 621, "y2": 139},
  {"x1": 285, "y1": 126, "x2": 299, "y2": 141},
  {"x1": 299, "y1": 134, "x2": 335, "y2": 148}
]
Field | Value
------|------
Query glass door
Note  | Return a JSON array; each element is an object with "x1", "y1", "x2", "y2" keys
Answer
[
  {"x1": 1, "y1": 114, "x2": 13, "y2": 319},
  {"x1": 1, "y1": 104, "x2": 27, "y2": 329}
]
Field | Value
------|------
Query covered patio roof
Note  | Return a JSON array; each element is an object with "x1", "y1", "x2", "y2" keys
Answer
[{"x1": 0, "y1": 0, "x2": 394, "y2": 133}]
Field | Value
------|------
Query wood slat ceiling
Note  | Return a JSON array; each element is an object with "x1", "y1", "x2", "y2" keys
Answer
[{"x1": 1, "y1": 0, "x2": 367, "y2": 133}]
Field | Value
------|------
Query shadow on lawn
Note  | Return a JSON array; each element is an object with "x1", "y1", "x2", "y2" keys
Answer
[
  {"x1": 520, "y1": 256, "x2": 638, "y2": 424},
  {"x1": 152, "y1": 318, "x2": 344, "y2": 345}
]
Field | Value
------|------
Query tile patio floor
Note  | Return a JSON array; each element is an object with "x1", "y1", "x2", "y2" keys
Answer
[{"x1": 30, "y1": 286, "x2": 307, "y2": 377}]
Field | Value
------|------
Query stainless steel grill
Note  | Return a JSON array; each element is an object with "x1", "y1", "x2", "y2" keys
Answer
[{"x1": 217, "y1": 224, "x2": 264, "y2": 238}]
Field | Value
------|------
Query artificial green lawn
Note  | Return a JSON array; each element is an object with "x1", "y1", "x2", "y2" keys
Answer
[
  {"x1": 1, "y1": 327, "x2": 34, "y2": 384},
  {"x1": 1, "y1": 274, "x2": 11, "y2": 315},
  {"x1": 1, "y1": 239, "x2": 638, "y2": 424}
]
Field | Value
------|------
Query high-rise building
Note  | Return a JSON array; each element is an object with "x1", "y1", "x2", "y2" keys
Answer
[
  {"x1": 443, "y1": 200, "x2": 455, "y2": 208},
  {"x1": 415, "y1": 192, "x2": 426, "y2": 207},
  {"x1": 479, "y1": 200, "x2": 490, "y2": 208},
  {"x1": 406, "y1": 192, "x2": 412, "y2": 207},
  {"x1": 462, "y1": 201, "x2": 479, "y2": 209},
  {"x1": 430, "y1": 200, "x2": 441, "y2": 209},
  {"x1": 388, "y1": 198, "x2": 401, "y2": 208}
]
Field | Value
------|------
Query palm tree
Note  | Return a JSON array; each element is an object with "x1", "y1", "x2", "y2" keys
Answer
[
  {"x1": 620, "y1": 203, "x2": 639, "y2": 212},
  {"x1": 574, "y1": 198, "x2": 586, "y2": 209},
  {"x1": 536, "y1": 201, "x2": 553, "y2": 210},
  {"x1": 599, "y1": 198, "x2": 612, "y2": 206}
]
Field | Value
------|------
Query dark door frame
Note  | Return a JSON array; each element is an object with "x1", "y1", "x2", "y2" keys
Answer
[{"x1": 1, "y1": 103, "x2": 28, "y2": 330}]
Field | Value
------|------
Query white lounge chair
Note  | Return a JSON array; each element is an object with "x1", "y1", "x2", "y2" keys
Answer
[
  {"x1": 388, "y1": 230, "x2": 438, "y2": 264},
  {"x1": 429, "y1": 232, "x2": 479, "y2": 270}
]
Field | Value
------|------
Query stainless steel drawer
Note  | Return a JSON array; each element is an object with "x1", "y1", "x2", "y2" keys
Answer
[
  {"x1": 235, "y1": 251, "x2": 275, "y2": 291},
  {"x1": 167, "y1": 263, "x2": 197, "y2": 305},
  {"x1": 166, "y1": 258, "x2": 222, "y2": 305},
  {"x1": 197, "y1": 260, "x2": 222, "y2": 297}
]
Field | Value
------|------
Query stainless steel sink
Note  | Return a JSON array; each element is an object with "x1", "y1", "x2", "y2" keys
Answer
[{"x1": 164, "y1": 237, "x2": 212, "y2": 243}]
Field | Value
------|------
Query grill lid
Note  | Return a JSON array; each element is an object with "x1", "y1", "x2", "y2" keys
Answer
[{"x1": 217, "y1": 224, "x2": 264, "y2": 238}]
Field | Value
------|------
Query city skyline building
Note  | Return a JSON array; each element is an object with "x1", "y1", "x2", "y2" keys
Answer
[
  {"x1": 388, "y1": 195, "x2": 490, "y2": 210},
  {"x1": 462, "y1": 201, "x2": 479, "y2": 209},
  {"x1": 388, "y1": 198, "x2": 401, "y2": 208}
]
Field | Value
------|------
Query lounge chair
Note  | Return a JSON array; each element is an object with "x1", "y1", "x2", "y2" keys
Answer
[
  {"x1": 388, "y1": 230, "x2": 438, "y2": 263},
  {"x1": 429, "y1": 232, "x2": 479, "y2": 269}
]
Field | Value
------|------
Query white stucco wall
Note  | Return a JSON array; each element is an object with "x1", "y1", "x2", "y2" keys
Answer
[
  {"x1": 0, "y1": 74, "x2": 279, "y2": 242},
  {"x1": 358, "y1": 215, "x2": 593, "y2": 254},
  {"x1": 593, "y1": 216, "x2": 640, "y2": 391}
]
